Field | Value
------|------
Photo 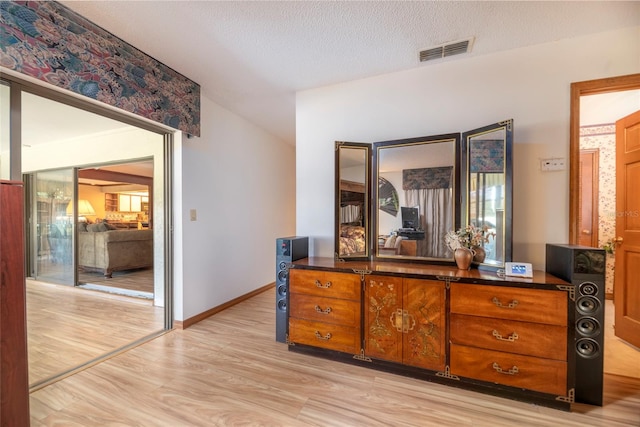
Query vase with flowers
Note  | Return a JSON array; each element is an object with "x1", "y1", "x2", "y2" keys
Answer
[{"x1": 445, "y1": 224, "x2": 490, "y2": 269}]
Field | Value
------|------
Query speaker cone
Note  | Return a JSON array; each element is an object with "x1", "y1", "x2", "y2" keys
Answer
[
  {"x1": 576, "y1": 338, "x2": 600, "y2": 359},
  {"x1": 277, "y1": 299, "x2": 287, "y2": 311},
  {"x1": 277, "y1": 284, "x2": 287, "y2": 297},
  {"x1": 579, "y1": 282, "x2": 598, "y2": 296},
  {"x1": 278, "y1": 261, "x2": 287, "y2": 270},
  {"x1": 277, "y1": 270, "x2": 288, "y2": 282},
  {"x1": 576, "y1": 317, "x2": 600, "y2": 337},
  {"x1": 576, "y1": 296, "x2": 599, "y2": 314}
]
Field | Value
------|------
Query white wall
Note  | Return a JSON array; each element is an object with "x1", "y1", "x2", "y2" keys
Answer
[
  {"x1": 296, "y1": 26, "x2": 640, "y2": 270},
  {"x1": 178, "y1": 95, "x2": 296, "y2": 321}
]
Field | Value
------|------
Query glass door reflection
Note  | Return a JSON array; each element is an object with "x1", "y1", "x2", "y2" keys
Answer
[{"x1": 33, "y1": 169, "x2": 75, "y2": 285}]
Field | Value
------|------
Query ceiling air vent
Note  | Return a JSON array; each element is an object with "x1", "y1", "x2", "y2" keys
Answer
[{"x1": 419, "y1": 38, "x2": 474, "y2": 63}]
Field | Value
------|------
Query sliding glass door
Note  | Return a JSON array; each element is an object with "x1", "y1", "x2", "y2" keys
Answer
[{"x1": 31, "y1": 168, "x2": 76, "y2": 285}]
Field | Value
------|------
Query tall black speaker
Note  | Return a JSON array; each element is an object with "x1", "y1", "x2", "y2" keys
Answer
[
  {"x1": 275, "y1": 236, "x2": 308, "y2": 343},
  {"x1": 546, "y1": 244, "x2": 606, "y2": 406}
]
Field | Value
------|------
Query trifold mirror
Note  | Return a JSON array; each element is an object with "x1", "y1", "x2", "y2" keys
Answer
[
  {"x1": 335, "y1": 119, "x2": 512, "y2": 271},
  {"x1": 462, "y1": 120, "x2": 513, "y2": 270},
  {"x1": 335, "y1": 142, "x2": 371, "y2": 260}
]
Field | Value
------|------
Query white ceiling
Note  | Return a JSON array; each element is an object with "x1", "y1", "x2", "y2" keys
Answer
[{"x1": 58, "y1": 1, "x2": 640, "y2": 145}]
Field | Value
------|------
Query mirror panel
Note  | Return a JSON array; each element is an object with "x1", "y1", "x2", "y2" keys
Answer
[
  {"x1": 374, "y1": 134, "x2": 460, "y2": 262},
  {"x1": 462, "y1": 120, "x2": 513, "y2": 270},
  {"x1": 335, "y1": 142, "x2": 370, "y2": 259}
]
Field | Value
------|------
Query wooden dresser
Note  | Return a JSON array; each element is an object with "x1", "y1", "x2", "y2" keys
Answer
[
  {"x1": 287, "y1": 257, "x2": 575, "y2": 411},
  {"x1": 289, "y1": 269, "x2": 361, "y2": 354}
]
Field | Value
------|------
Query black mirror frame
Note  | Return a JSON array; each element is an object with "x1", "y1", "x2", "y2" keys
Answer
[
  {"x1": 461, "y1": 119, "x2": 513, "y2": 271},
  {"x1": 334, "y1": 141, "x2": 371, "y2": 261},
  {"x1": 372, "y1": 133, "x2": 461, "y2": 263}
]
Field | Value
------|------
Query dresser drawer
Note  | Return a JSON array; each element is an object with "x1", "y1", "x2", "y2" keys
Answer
[
  {"x1": 289, "y1": 318, "x2": 360, "y2": 354},
  {"x1": 450, "y1": 284, "x2": 568, "y2": 326},
  {"x1": 290, "y1": 269, "x2": 360, "y2": 300},
  {"x1": 290, "y1": 293, "x2": 360, "y2": 327},
  {"x1": 450, "y1": 314, "x2": 567, "y2": 361},
  {"x1": 450, "y1": 344, "x2": 567, "y2": 396}
]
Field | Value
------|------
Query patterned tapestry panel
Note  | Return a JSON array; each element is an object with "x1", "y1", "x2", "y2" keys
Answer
[
  {"x1": 403, "y1": 166, "x2": 452, "y2": 190},
  {"x1": 0, "y1": 1, "x2": 200, "y2": 136},
  {"x1": 470, "y1": 139, "x2": 503, "y2": 173}
]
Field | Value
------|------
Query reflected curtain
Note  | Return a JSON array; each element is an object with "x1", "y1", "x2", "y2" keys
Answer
[
  {"x1": 405, "y1": 188, "x2": 453, "y2": 258},
  {"x1": 340, "y1": 205, "x2": 361, "y2": 224},
  {"x1": 403, "y1": 166, "x2": 454, "y2": 258}
]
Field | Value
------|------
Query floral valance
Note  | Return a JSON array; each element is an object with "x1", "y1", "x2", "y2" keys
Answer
[
  {"x1": 470, "y1": 140, "x2": 504, "y2": 173},
  {"x1": 403, "y1": 166, "x2": 453, "y2": 190},
  {"x1": 0, "y1": 1, "x2": 200, "y2": 136}
]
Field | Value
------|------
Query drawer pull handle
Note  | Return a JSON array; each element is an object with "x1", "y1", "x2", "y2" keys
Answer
[
  {"x1": 492, "y1": 330, "x2": 519, "y2": 342},
  {"x1": 492, "y1": 362, "x2": 519, "y2": 375},
  {"x1": 315, "y1": 305, "x2": 332, "y2": 315},
  {"x1": 314, "y1": 331, "x2": 332, "y2": 341},
  {"x1": 492, "y1": 297, "x2": 518, "y2": 309},
  {"x1": 315, "y1": 280, "x2": 332, "y2": 289}
]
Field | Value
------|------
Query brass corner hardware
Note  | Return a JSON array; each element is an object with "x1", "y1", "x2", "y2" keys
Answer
[
  {"x1": 435, "y1": 366, "x2": 460, "y2": 381},
  {"x1": 556, "y1": 388, "x2": 575, "y2": 404},
  {"x1": 556, "y1": 284, "x2": 576, "y2": 301},
  {"x1": 352, "y1": 268, "x2": 372, "y2": 281},
  {"x1": 353, "y1": 349, "x2": 373, "y2": 362}
]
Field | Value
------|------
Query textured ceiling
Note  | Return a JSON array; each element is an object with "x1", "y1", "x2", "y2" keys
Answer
[{"x1": 58, "y1": 1, "x2": 640, "y2": 145}]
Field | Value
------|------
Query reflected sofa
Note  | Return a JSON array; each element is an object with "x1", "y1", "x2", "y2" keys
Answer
[{"x1": 78, "y1": 224, "x2": 153, "y2": 277}]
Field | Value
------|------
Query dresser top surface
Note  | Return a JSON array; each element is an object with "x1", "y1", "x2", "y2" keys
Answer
[{"x1": 291, "y1": 257, "x2": 570, "y2": 287}]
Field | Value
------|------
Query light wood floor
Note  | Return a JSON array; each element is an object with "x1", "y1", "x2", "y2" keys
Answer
[
  {"x1": 26, "y1": 279, "x2": 164, "y2": 387},
  {"x1": 29, "y1": 288, "x2": 640, "y2": 427},
  {"x1": 78, "y1": 267, "x2": 154, "y2": 296}
]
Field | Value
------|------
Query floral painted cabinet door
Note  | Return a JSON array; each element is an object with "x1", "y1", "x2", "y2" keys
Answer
[
  {"x1": 364, "y1": 275, "x2": 446, "y2": 371},
  {"x1": 403, "y1": 278, "x2": 446, "y2": 371},
  {"x1": 365, "y1": 275, "x2": 403, "y2": 363}
]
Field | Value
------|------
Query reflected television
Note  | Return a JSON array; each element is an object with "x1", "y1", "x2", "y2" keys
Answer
[{"x1": 401, "y1": 206, "x2": 419, "y2": 229}]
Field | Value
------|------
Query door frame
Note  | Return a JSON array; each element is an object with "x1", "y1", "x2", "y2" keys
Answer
[
  {"x1": 569, "y1": 73, "x2": 640, "y2": 244},
  {"x1": 578, "y1": 148, "x2": 599, "y2": 247},
  {"x1": 2, "y1": 73, "x2": 174, "y2": 328}
]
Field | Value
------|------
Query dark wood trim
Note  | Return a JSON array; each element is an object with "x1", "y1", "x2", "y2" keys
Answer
[
  {"x1": 579, "y1": 149, "x2": 600, "y2": 247},
  {"x1": 569, "y1": 73, "x2": 640, "y2": 243},
  {"x1": 78, "y1": 169, "x2": 152, "y2": 186},
  {"x1": 175, "y1": 283, "x2": 275, "y2": 330},
  {"x1": 340, "y1": 179, "x2": 365, "y2": 193},
  {"x1": 0, "y1": 181, "x2": 30, "y2": 425}
]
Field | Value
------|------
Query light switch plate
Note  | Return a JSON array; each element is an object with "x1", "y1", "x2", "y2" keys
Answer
[{"x1": 540, "y1": 158, "x2": 566, "y2": 171}]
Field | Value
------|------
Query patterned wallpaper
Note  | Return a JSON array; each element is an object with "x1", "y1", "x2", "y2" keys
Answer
[
  {"x1": 580, "y1": 124, "x2": 615, "y2": 294},
  {"x1": 0, "y1": 1, "x2": 200, "y2": 136}
]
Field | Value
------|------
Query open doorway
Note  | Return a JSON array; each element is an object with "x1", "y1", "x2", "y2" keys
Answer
[
  {"x1": 570, "y1": 74, "x2": 640, "y2": 380},
  {"x1": 75, "y1": 161, "x2": 154, "y2": 299},
  {"x1": 20, "y1": 89, "x2": 171, "y2": 389}
]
